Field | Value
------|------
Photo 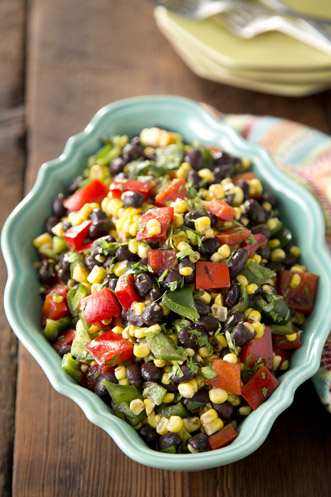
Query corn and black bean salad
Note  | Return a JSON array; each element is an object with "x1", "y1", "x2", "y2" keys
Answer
[{"x1": 34, "y1": 127, "x2": 318, "y2": 454}]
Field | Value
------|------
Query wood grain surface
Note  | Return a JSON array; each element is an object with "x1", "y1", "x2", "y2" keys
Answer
[{"x1": 1, "y1": 0, "x2": 331, "y2": 496}]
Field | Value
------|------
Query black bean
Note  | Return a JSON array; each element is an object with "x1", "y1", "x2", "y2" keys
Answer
[
  {"x1": 244, "y1": 199, "x2": 268, "y2": 224},
  {"x1": 170, "y1": 364, "x2": 195, "y2": 384},
  {"x1": 159, "y1": 269, "x2": 182, "y2": 290},
  {"x1": 38, "y1": 260, "x2": 57, "y2": 285},
  {"x1": 220, "y1": 347, "x2": 231, "y2": 358},
  {"x1": 223, "y1": 311, "x2": 244, "y2": 332},
  {"x1": 56, "y1": 343, "x2": 72, "y2": 357},
  {"x1": 187, "y1": 170, "x2": 201, "y2": 188},
  {"x1": 227, "y1": 248, "x2": 249, "y2": 277},
  {"x1": 144, "y1": 148, "x2": 156, "y2": 160},
  {"x1": 214, "y1": 151, "x2": 236, "y2": 167},
  {"x1": 198, "y1": 237, "x2": 220, "y2": 258},
  {"x1": 67, "y1": 175, "x2": 85, "y2": 194},
  {"x1": 88, "y1": 221, "x2": 110, "y2": 240},
  {"x1": 184, "y1": 209, "x2": 205, "y2": 229},
  {"x1": 187, "y1": 433, "x2": 208, "y2": 452},
  {"x1": 90, "y1": 208, "x2": 108, "y2": 223},
  {"x1": 115, "y1": 245, "x2": 138, "y2": 261},
  {"x1": 85, "y1": 254, "x2": 103, "y2": 271},
  {"x1": 224, "y1": 284, "x2": 240, "y2": 308},
  {"x1": 62, "y1": 221, "x2": 72, "y2": 232},
  {"x1": 109, "y1": 156, "x2": 126, "y2": 175},
  {"x1": 90, "y1": 235, "x2": 116, "y2": 256},
  {"x1": 205, "y1": 211, "x2": 218, "y2": 227},
  {"x1": 184, "y1": 148, "x2": 204, "y2": 170},
  {"x1": 134, "y1": 273, "x2": 154, "y2": 297},
  {"x1": 139, "y1": 425, "x2": 157, "y2": 447},
  {"x1": 126, "y1": 364, "x2": 143, "y2": 388},
  {"x1": 262, "y1": 191, "x2": 277, "y2": 207},
  {"x1": 142, "y1": 302, "x2": 163, "y2": 326},
  {"x1": 194, "y1": 300, "x2": 210, "y2": 316},
  {"x1": 182, "y1": 389, "x2": 209, "y2": 411},
  {"x1": 141, "y1": 362, "x2": 163, "y2": 382},
  {"x1": 107, "y1": 276, "x2": 118, "y2": 291},
  {"x1": 196, "y1": 316, "x2": 219, "y2": 333},
  {"x1": 122, "y1": 143, "x2": 144, "y2": 162},
  {"x1": 214, "y1": 164, "x2": 234, "y2": 182},
  {"x1": 266, "y1": 261, "x2": 283, "y2": 273},
  {"x1": 257, "y1": 245, "x2": 271, "y2": 260},
  {"x1": 122, "y1": 190, "x2": 145, "y2": 208},
  {"x1": 178, "y1": 327, "x2": 200, "y2": 350},
  {"x1": 251, "y1": 225, "x2": 271, "y2": 240},
  {"x1": 211, "y1": 401, "x2": 233, "y2": 420},
  {"x1": 94, "y1": 371, "x2": 117, "y2": 403},
  {"x1": 283, "y1": 253, "x2": 298, "y2": 267},
  {"x1": 158, "y1": 432, "x2": 181, "y2": 451},
  {"x1": 57, "y1": 267, "x2": 71, "y2": 284},
  {"x1": 178, "y1": 256, "x2": 195, "y2": 272},
  {"x1": 236, "y1": 180, "x2": 249, "y2": 200},
  {"x1": 149, "y1": 288, "x2": 163, "y2": 302},
  {"x1": 124, "y1": 307, "x2": 145, "y2": 327},
  {"x1": 46, "y1": 215, "x2": 60, "y2": 234},
  {"x1": 164, "y1": 382, "x2": 178, "y2": 393},
  {"x1": 130, "y1": 136, "x2": 140, "y2": 146},
  {"x1": 53, "y1": 193, "x2": 67, "y2": 217},
  {"x1": 232, "y1": 323, "x2": 256, "y2": 346}
]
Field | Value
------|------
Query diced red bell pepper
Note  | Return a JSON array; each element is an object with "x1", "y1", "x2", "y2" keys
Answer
[
  {"x1": 75, "y1": 241, "x2": 94, "y2": 254},
  {"x1": 206, "y1": 199, "x2": 235, "y2": 221},
  {"x1": 278, "y1": 270, "x2": 318, "y2": 314},
  {"x1": 206, "y1": 359, "x2": 242, "y2": 395},
  {"x1": 155, "y1": 178, "x2": 186, "y2": 207},
  {"x1": 80, "y1": 288, "x2": 121, "y2": 324},
  {"x1": 109, "y1": 179, "x2": 153, "y2": 200},
  {"x1": 215, "y1": 227, "x2": 251, "y2": 248},
  {"x1": 52, "y1": 328, "x2": 76, "y2": 354},
  {"x1": 115, "y1": 274, "x2": 142, "y2": 310},
  {"x1": 273, "y1": 332, "x2": 301, "y2": 350},
  {"x1": 79, "y1": 362, "x2": 114, "y2": 391},
  {"x1": 136, "y1": 207, "x2": 174, "y2": 242},
  {"x1": 241, "y1": 366, "x2": 280, "y2": 410},
  {"x1": 242, "y1": 233, "x2": 267, "y2": 258},
  {"x1": 232, "y1": 172, "x2": 256, "y2": 184},
  {"x1": 148, "y1": 249, "x2": 178, "y2": 274},
  {"x1": 240, "y1": 325, "x2": 273, "y2": 370},
  {"x1": 42, "y1": 291, "x2": 69, "y2": 323},
  {"x1": 85, "y1": 330, "x2": 134, "y2": 366},
  {"x1": 44, "y1": 284, "x2": 68, "y2": 298},
  {"x1": 63, "y1": 179, "x2": 109, "y2": 212},
  {"x1": 207, "y1": 423, "x2": 239, "y2": 451},
  {"x1": 62, "y1": 220, "x2": 92, "y2": 250},
  {"x1": 195, "y1": 261, "x2": 230, "y2": 290}
]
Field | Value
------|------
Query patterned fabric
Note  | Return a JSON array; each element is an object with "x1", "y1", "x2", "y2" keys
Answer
[{"x1": 222, "y1": 114, "x2": 331, "y2": 413}]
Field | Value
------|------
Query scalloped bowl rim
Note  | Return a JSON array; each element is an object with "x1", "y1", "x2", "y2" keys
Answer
[{"x1": 2, "y1": 95, "x2": 331, "y2": 471}]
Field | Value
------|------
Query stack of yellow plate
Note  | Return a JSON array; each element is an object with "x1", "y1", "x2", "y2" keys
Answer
[{"x1": 154, "y1": 1, "x2": 331, "y2": 96}]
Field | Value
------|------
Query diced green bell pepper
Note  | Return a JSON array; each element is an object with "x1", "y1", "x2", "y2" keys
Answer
[
  {"x1": 146, "y1": 332, "x2": 185, "y2": 361},
  {"x1": 241, "y1": 261, "x2": 276, "y2": 286},
  {"x1": 162, "y1": 286, "x2": 199, "y2": 322},
  {"x1": 255, "y1": 291, "x2": 291, "y2": 325},
  {"x1": 156, "y1": 402, "x2": 189, "y2": 418},
  {"x1": 112, "y1": 401, "x2": 146, "y2": 427},
  {"x1": 67, "y1": 283, "x2": 88, "y2": 317},
  {"x1": 143, "y1": 382, "x2": 167, "y2": 406},
  {"x1": 276, "y1": 227, "x2": 292, "y2": 248},
  {"x1": 103, "y1": 381, "x2": 143, "y2": 405},
  {"x1": 269, "y1": 320, "x2": 293, "y2": 335},
  {"x1": 62, "y1": 353, "x2": 82, "y2": 382},
  {"x1": 43, "y1": 316, "x2": 72, "y2": 341}
]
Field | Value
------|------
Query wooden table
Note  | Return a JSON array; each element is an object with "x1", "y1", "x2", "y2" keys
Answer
[{"x1": 1, "y1": 1, "x2": 331, "y2": 495}]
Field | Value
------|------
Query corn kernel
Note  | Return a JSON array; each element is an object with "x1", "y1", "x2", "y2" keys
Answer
[
  {"x1": 183, "y1": 417, "x2": 201, "y2": 433},
  {"x1": 133, "y1": 342, "x2": 151, "y2": 358},
  {"x1": 223, "y1": 353, "x2": 238, "y2": 364},
  {"x1": 112, "y1": 326, "x2": 123, "y2": 335},
  {"x1": 161, "y1": 373, "x2": 171, "y2": 385},
  {"x1": 173, "y1": 213, "x2": 184, "y2": 228},
  {"x1": 72, "y1": 263, "x2": 89, "y2": 283},
  {"x1": 176, "y1": 241, "x2": 190, "y2": 251},
  {"x1": 144, "y1": 399, "x2": 155, "y2": 416},
  {"x1": 228, "y1": 393, "x2": 241, "y2": 406},
  {"x1": 239, "y1": 406, "x2": 252, "y2": 416},
  {"x1": 167, "y1": 416, "x2": 184, "y2": 433},
  {"x1": 194, "y1": 216, "x2": 211, "y2": 234},
  {"x1": 179, "y1": 266, "x2": 193, "y2": 276},
  {"x1": 290, "y1": 245, "x2": 301, "y2": 258},
  {"x1": 204, "y1": 418, "x2": 224, "y2": 436},
  {"x1": 154, "y1": 358, "x2": 167, "y2": 368},
  {"x1": 163, "y1": 393, "x2": 175, "y2": 404},
  {"x1": 252, "y1": 254, "x2": 262, "y2": 264},
  {"x1": 217, "y1": 244, "x2": 231, "y2": 259},
  {"x1": 52, "y1": 294, "x2": 64, "y2": 304},
  {"x1": 252, "y1": 321, "x2": 265, "y2": 338},
  {"x1": 249, "y1": 178, "x2": 263, "y2": 196},
  {"x1": 232, "y1": 186, "x2": 244, "y2": 206},
  {"x1": 273, "y1": 355, "x2": 282, "y2": 371},
  {"x1": 87, "y1": 265, "x2": 107, "y2": 284},
  {"x1": 290, "y1": 264, "x2": 306, "y2": 273},
  {"x1": 33, "y1": 233, "x2": 52, "y2": 249},
  {"x1": 178, "y1": 379, "x2": 198, "y2": 398},
  {"x1": 271, "y1": 248, "x2": 286, "y2": 262},
  {"x1": 280, "y1": 359, "x2": 289, "y2": 370},
  {"x1": 147, "y1": 411, "x2": 159, "y2": 428},
  {"x1": 113, "y1": 260, "x2": 128, "y2": 276},
  {"x1": 210, "y1": 252, "x2": 223, "y2": 263},
  {"x1": 285, "y1": 332, "x2": 297, "y2": 342},
  {"x1": 130, "y1": 399, "x2": 145, "y2": 416},
  {"x1": 209, "y1": 184, "x2": 225, "y2": 199},
  {"x1": 132, "y1": 302, "x2": 144, "y2": 316},
  {"x1": 171, "y1": 199, "x2": 188, "y2": 214},
  {"x1": 189, "y1": 252, "x2": 200, "y2": 264},
  {"x1": 268, "y1": 238, "x2": 281, "y2": 249},
  {"x1": 134, "y1": 327, "x2": 147, "y2": 339},
  {"x1": 137, "y1": 243, "x2": 150, "y2": 259},
  {"x1": 175, "y1": 161, "x2": 192, "y2": 180},
  {"x1": 114, "y1": 365, "x2": 127, "y2": 381},
  {"x1": 218, "y1": 335, "x2": 228, "y2": 348},
  {"x1": 198, "y1": 168, "x2": 215, "y2": 183},
  {"x1": 146, "y1": 219, "x2": 161, "y2": 236},
  {"x1": 156, "y1": 417, "x2": 169, "y2": 435},
  {"x1": 128, "y1": 239, "x2": 138, "y2": 254},
  {"x1": 246, "y1": 283, "x2": 258, "y2": 295},
  {"x1": 236, "y1": 274, "x2": 248, "y2": 286},
  {"x1": 247, "y1": 309, "x2": 261, "y2": 322},
  {"x1": 198, "y1": 346, "x2": 213, "y2": 358},
  {"x1": 209, "y1": 388, "x2": 228, "y2": 404},
  {"x1": 214, "y1": 294, "x2": 223, "y2": 306},
  {"x1": 200, "y1": 409, "x2": 218, "y2": 426},
  {"x1": 211, "y1": 304, "x2": 227, "y2": 321},
  {"x1": 51, "y1": 222, "x2": 64, "y2": 237},
  {"x1": 290, "y1": 273, "x2": 301, "y2": 288},
  {"x1": 195, "y1": 375, "x2": 206, "y2": 389}
]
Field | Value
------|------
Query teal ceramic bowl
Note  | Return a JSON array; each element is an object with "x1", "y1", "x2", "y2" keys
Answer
[{"x1": 2, "y1": 96, "x2": 331, "y2": 471}]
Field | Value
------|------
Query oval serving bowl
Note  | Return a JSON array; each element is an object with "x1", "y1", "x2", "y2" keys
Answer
[{"x1": 2, "y1": 95, "x2": 331, "y2": 471}]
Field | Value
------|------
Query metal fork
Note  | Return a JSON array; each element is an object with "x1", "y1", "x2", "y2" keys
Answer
[{"x1": 153, "y1": 0, "x2": 331, "y2": 25}]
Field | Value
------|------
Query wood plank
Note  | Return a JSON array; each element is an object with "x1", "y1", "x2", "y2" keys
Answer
[
  {"x1": 0, "y1": 1, "x2": 26, "y2": 497},
  {"x1": 14, "y1": 0, "x2": 331, "y2": 495}
]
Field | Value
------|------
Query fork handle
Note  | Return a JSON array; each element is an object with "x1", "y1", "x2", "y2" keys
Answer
[{"x1": 257, "y1": 0, "x2": 331, "y2": 26}]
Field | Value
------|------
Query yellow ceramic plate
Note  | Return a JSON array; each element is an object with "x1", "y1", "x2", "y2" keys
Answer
[
  {"x1": 157, "y1": 11, "x2": 331, "y2": 96},
  {"x1": 155, "y1": 1, "x2": 331, "y2": 71}
]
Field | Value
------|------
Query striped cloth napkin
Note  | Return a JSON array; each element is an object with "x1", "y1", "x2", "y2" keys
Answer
[{"x1": 222, "y1": 113, "x2": 331, "y2": 413}]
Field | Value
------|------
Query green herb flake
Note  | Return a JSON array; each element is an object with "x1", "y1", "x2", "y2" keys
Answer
[
  {"x1": 262, "y1": 387, "x2": 269, "y2": 398},
  {"x1": 201, "y1": 365, "x2": 217, "y2": 379}
]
